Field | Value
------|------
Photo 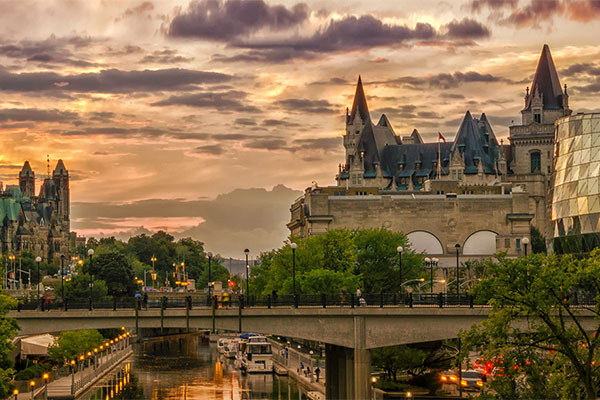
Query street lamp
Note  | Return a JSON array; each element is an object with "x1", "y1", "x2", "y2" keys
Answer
[
  {"x1": 244, "y1": 249, "x2": 250, "y2": 297},
  {"x1": 207, "y1": 252, "x2": 213, "y2": 299},
  {"x1": 523, "y1": 236, "x2": 529, "y2": 256},
  {"x1": 425, "y1": 257, "x2": 432, "y2": 293},
  {"x1": 397, "y1": 246, "x2": 403, "y2": 291},
  {"x1": 43, "y1": 372, "x2": 49, "y2": 399},
  {"x1": 455, "y1": 244, "x2": 461, "y2": 300},
  {"x1": 29, "y1": 380, "x2": 35, "y2": 399},
  {"x1": 150, "y1": 256, "x2": 157, "y2": 288},
  {"x1": 35, "y1": 256, "x2": 41, "y2": 301},
  {"x1": 290, "y1": 243, "x2": 297, "y2": 295},
  {"x1": 88, "y1": 249, "x2": 94, "y2": 310},
  {"x1": 60, "y1": 254, "x2": 65, "y2": 307}
]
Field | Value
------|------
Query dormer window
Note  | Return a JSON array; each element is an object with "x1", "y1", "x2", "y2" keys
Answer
[
  {"x1": 415, "y1": 162, "x2": 421, "y2": 171},
  {"x1": 533, "y1": 109, "x2": 541, "y2": 123}
]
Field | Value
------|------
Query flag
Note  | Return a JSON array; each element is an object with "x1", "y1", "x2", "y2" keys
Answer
[{"x1": 438, "y1": 132, "x2": 446, "y2": 143}]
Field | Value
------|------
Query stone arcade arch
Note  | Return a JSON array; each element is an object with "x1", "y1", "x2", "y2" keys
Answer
[
  {"x1": 407, "y1": 231, "x2": 444, "y2": 255},
  {"x1": 463, "y1": 230, "x2": 498, "y2": 255}
]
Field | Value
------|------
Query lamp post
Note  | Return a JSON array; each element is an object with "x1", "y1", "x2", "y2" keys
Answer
[
  {"x1": 43, "y1": 372, "x2": 49, "y2": 400},
  {"x1": 523, "y1": 236, "x2": 529, "y2": 256},
  {"x1": 397, "y1": 246, "x2": 403, "y2": 291},
  {"x1": 432, "y1": 258, "x2": 439, "y2": 292},
  {"x1": 29, "y1": 380, "x2": 35, "y2": 399},
  {"x1": 244, "y1": 249, "x2": 249, "y2": 297},
  {"x1": 60, "y1": 254, "x2": 65, "y2": 307},
  {"x1": 425, "y1": 257, "x2": 432, "y2": 293},
  {"x1": 35, "y1": 256, "x2": 42, "y2": 300},
  {"x1": 88, "y1": 249, "x2": 94, "y2": 310},
  {"x1": 150, "y1": 256, "x2": 157, "y2": 288},
  {"x1": 207, "y1": 252, "x2": 213, "y2": 299},
  {"x1": 455, "y1": 244, "x2": 461, "y2": 300},
  {"x1": 290, "y1": 243, "x2": 297, "y2": 295}
]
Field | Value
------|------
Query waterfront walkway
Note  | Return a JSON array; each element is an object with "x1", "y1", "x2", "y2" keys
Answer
[
  {"x1": 17, "y1": 343, "x2": 133, "y2": 400},
  {"x1": 271, "y1": 340, "x2": 325, "y2": 398}
]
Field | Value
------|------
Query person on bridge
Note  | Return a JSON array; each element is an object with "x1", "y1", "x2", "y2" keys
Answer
[{"x1": 315, "y1": 366, "x2": 320, "y2": 382}]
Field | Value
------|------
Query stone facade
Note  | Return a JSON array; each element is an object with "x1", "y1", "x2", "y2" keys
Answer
[
  {"x1": 0, "y1": 160, "x2": 72, "y2": 262},
  {"x1": 289, "y1": 44, "x2": 571, "y2": 261}
]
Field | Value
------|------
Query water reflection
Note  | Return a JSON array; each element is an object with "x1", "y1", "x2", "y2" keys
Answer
[{"x1": 79, "y1": 336, "x2": 312, "y2": 400}]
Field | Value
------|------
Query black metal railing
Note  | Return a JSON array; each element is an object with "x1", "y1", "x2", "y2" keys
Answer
[{"x1": 15, "y1": 292, "x2": 598, "y2": 312}]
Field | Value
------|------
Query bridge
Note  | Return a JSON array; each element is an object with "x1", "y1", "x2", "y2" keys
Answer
[{"x1": 8, "y1": 295, "x2": 600, "y2": 399}]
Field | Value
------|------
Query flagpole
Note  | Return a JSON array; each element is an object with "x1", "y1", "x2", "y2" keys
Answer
[{"x1": 437, "y1": 135, "x2": 442, "y2": 178}]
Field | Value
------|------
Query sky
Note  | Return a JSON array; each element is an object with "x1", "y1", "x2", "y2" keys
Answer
[{"x1": 1, "y1": 0, "x2": 600, "y2": 258}]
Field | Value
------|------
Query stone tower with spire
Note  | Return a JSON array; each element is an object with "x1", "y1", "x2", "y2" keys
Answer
[
  {"x1": 19, "y1": 161, "x2": 35, "y2": 198},
  {"x1": 52, "y1": 159, "x2": 69, "y2": 224},
  {"x1": 507, "y1": 44, "x2": 570, "y2": 238}
]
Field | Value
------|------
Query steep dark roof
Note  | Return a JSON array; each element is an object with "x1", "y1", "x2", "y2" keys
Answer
[
  {"x1": 349, "y1": 76, "x2": 370, "y2": 123},
  {"x1": 525, "y1": 44, "x2": 564, "y2": 110},
  {"x1": 53, "y1": 159, "x2": 67, "y2": 176},
  {"x1": 356, "y1": 123, "x2": 379, "y2": 172},
  {"x1": 381, "y1": 142, "x2": 452, "y2": 180},
  {"x1": 20, "y1": 161, "x2": 34, "y2": 177},
  {"x1": 451, "y1": 111, "x2": 500, "y2": 174},
  {"x1": 377, "y1": 114, "x2": 395, "y2": 133},
  {"x1": 410, "y1": 129, "x2": 424, "y2": 144},
  {"x1": 40, "y1": 178, "x2": 56, "y2": 200}
]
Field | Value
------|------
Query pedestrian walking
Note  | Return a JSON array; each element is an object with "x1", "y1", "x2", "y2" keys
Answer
[{"x1": 315, "y1": 366, "x2": 321, "y2": 382}]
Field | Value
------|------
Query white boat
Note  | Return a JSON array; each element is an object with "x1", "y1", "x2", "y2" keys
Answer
[
  {"x1": 240, "y1": 335, "x2": 273, "y2": 374},
  {"x1": 224, "y1": 339, "x2": 240, "y2": 358},
  {"x1": 217, "y1": 338, "x2": 231, "y2": 355}
]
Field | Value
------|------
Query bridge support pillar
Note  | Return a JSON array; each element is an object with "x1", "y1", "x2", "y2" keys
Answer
[{"x1": 325, "y1": 345, "x2": 371, "y2": 399}]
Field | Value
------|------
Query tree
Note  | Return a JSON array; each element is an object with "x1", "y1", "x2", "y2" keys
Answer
[
  {"x1": 64, "y1": 274, "x2": 109, "y2": 302},
  {"x1": 48, "y1": 330, "x2": 105, "y2": 363},
  {"x1": 0, "y1": 293, "x2": 17, "y2": 398},
  {"x1": 530, "y1": 225, "x2": 547, "y2": 254},
  {"x1": 91, "y1": 251, "x2": 136, "y2": 297},
  {"x1": 461, "y1": 250, "x2": 600, "y2": 399},
  {"x1": 250, "y1": 229, "x2": 425, "y2": 295}
]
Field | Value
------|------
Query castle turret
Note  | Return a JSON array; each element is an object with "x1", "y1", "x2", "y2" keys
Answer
[
  {"x1": 19, "y1": 161, "x2": 35, "y2": 198},
  {"x1": 344, "y1": 76, "x2": 371, "y2": 166},
  {"x1": 52, "y1": 160, "x2": 69, "y2": 224},
  {"x1": 521, "y1": 44, "x2": 571, "y2": 125}
]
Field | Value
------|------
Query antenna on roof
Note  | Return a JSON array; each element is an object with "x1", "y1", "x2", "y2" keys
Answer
[{"x1": 46, "y1": 154, "x2": 50, "y2": 178}]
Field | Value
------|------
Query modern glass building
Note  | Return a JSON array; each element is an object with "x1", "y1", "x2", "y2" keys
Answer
[{"x1": 552, "y1": 113, "x2": 600, "y2": 254}]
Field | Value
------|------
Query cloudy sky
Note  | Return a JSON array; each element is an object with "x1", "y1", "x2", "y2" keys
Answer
[{"x1": 1, "y1": 0, "x2": 600, "y2": 258}]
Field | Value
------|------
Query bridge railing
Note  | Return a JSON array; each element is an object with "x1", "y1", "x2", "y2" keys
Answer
[{"x1": 14, "y1": 292, "x2": 598, "y2": 312}]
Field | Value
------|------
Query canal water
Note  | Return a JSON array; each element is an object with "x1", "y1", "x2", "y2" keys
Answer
[{"x1": 78, "y1": 336, "x2": 313, "y2": 400}]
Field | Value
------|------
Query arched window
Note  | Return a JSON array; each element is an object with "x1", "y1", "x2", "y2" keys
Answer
[
  {"x1": 407, "y1": 231, "x2": 444, "y2": 255},
  {"x1": 530, "y1": 151, "x2": 541, "y2": 173},
  {"x1": 463, "y1": 230, "x2": 498, "y2": 255}
]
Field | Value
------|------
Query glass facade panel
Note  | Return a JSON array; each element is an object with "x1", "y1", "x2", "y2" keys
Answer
[{"x1": 553, "y1": 114, "x2": 600, "y2": 254}]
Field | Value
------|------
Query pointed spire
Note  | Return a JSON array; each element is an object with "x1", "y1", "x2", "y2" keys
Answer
[
  {"x1": 53, "y1": 159, "x2": 67, "y2": 176},
  {"x1": 410, "y1": 129, "x2": 424, "y2": 144},
  {"x1": 349, "y1": 75, "x2": 370, "y2": 123},
  {"x1": 20, "y1": 161, "x2": 33, "y2": 177},
  {"x1": 525, "y1": 44, "x2": 565, "y2": 110}
]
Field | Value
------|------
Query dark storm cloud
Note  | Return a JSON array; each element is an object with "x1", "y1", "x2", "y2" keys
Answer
[
  {"x1": 443, "y1": 18, "x2": 490, "y2": 39},
  {"x1": 87, "y1": 111, "x2": 117, "y2": 122},
  {"x1": 0, "y1": 68, "x2": 232, "y2": 94},
  {"x1": 211, "y1": 48, "x2": 320, "y2": 63},
  {"x1": 441, "y1": 93, "x2": 466, "y2": 99},
  {"x1": 572, "y1": 78, "x2": 600, "y2": 94},
  {"x1": 262, "y1": 119, "x2": 301, "y2": 127},
  {"x1": 151, "y1": 90, "x2": 260, "y2": 113},
  {"x1": 167, "y1": 0, "x2": 309, "y2": 40},
  {"x1": 53, "y1": 125, "x2": 172, "y2": 138},
  {"x1": 374, "y1": 71, "x2": 504, "y2": 90},
  {"x1": 116, "y1": 1, "x2": 154, "y2": 21},
  {"x1": 308, "y1": 77, "x2": 350, "y2": 86},
  {"x1": 469, "y1": 0, "x2": 519, "y2": 12},
  {"x1": 235, "y1": 15, "x2": 437, "y2": 53},
  {"x1": 276, "y1": 98, "x2": 338, "y2": 114},
  {"x1": 560, "y1": 62, "x2": 600, "y2": 77},
  {"x1": 0, "y1": 35, "x2": 98, "y2": 67},
  {"x1": 140, "y1": 49, "x2": 194, "y2": 64},
  {"x1": 234, "y1": 118, "x2": 257, "y2": 126},
  {"x1": 0, "y1": 108, "x2": 78, "y2": 123},
  {"x1": 472, "y1": 0, "x2": 600, "y2": 28},
  {"x1": 291, "y1": 137, "x2": 339, "y2": 152},
  {"x1": 192, "y1": 144, "x2": 225, "y2": 155}
]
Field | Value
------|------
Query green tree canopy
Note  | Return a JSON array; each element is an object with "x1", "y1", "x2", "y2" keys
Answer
[
  {"x1": 0, "y1": 293, "x2": 18, "y2": 398},
  {"x1": 90, "y1": 251, "x2": 136, "y2": 297},
  {"x1": 462, "y1": 250, "x2": 600, "y2": 399},
  {"x1": 48, "y1": 330, "x2": 105, "y2": 364},
  {"x1": 64, "y1": 274, "x2": 109, "y2": 302},
  {"x1": 250, "y1": 229, "x2": 425, "y2": 295}
]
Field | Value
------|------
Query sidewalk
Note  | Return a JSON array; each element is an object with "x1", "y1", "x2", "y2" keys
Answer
[
  {"x1": 270, "y1": 340, "x2": 326, "y2": 396},
  {"x1": 17, "y1": 346, "x2": 133, "y2": 400}
]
